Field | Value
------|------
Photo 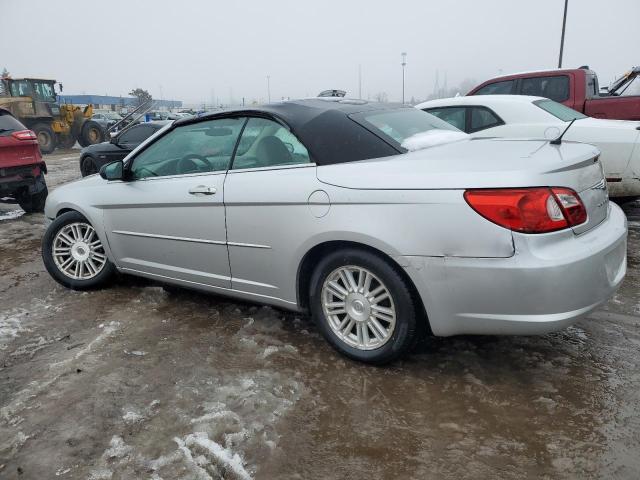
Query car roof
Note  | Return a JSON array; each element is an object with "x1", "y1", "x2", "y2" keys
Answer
[
  {"x1": 173, "y1": 98, "x2": 407, "y2": 165},
  {"x1": 175, "y1": 98, "x2": 406, "y2": 125}
]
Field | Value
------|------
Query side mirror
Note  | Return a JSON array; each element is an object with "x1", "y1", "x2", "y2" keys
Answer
[{"x1": 100, "y1": 161, "x2": 124, "y2": 181}]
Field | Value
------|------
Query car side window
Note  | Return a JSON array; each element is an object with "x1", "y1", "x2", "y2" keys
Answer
[
  {"x1": 469, "y1": 107, "x2": 503, "y2": 132},
  {"x1": 474, "y1": 80, "x2": 515, "y2": 95},
  {"x1": 520, "y1": 75, "x2": 569, "y2": 102},
  {"x1": 118, "y1": 126, "x2": 152, "y2": 145},
  {"x1": 232, "y1": 117, "x2": 311, "y2": 170},
  {"x1": 129, "y1": 117, "x2": 245, "y2": 180},
  {"x1": 424, "y1": 107, "x2": 467, "y2": 132}
]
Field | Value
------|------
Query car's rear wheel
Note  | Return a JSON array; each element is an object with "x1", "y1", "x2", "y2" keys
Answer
[
  {"x1": 32, "y1": 123, "x2": 56, "y2": 154},
  {"x1": 16, "y1": 174, "x2": 48, "y2": 213},
  {"x1": 81, "y1": 156, "x2": 99, "y2": 176},
  {"x1": 42, "y1": 211, "x2": 115, "y2": 289},
  {"x1": 309, "y1": 248, "x2": 418, "y2": 364}
]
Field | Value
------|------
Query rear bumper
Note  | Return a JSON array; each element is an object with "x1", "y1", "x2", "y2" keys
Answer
[
  {"x1": 402, "y1": 202, "x2": 628, "y2": 336},
  {"x1": 0, "y1": 164, "x2": 44, "y2": 193}
]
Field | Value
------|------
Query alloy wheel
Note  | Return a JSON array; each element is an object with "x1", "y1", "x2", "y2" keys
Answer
[
  {"x1": 321, "y1": 265, "x2": 396, "y2": 350},
  {"x1": 52, "y1": 222, "x2": 107, "y2": 280}
]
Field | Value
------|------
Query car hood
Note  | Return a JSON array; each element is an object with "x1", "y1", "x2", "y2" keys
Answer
[
  {"x1": 81, "y1": 140, "x2": 125, "y2": 155},
  {"x1": 316, "y1": 138, "x2": 602, "y2": 192}
]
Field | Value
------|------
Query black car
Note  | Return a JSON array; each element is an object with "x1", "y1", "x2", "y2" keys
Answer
[{"x1": 79, "y1": 121, "x2": 170, "y2": 176}]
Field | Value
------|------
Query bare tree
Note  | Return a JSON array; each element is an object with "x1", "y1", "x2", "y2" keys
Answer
[
  {"x1": 374, "y1": 92, "x2": 388, "y2": 103},
  {"x1": 129, "y1": 88, "x2": 152, "y2": 106}
]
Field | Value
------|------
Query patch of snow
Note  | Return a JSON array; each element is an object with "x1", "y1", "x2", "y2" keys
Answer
[
  {"x1": 87, "y1": 468, "x2": 113, "y2": 480},
  {"x1": 260, "y1": 344, "x2": 298, "y2": 359},
  {"x1": 401, "y1": 129, "x2": 469, "y2": 151},
  {"x1": 181, "y1": 432, "x2": 252, "y2": 480},
  {"x1": 0, "y1": 209, "x2": 25, "y2": 221},
  {"x1": 0, "y1": 309, "x2": 30, "y2": 348},
  {"x1": 122, "y1": 411, "x2": 144, "y2": 424},
  {"x1": 10, "y1": 336, "x2": 53, "y2": 358},
  {"x1": 55, "y1": 467, "x2": 71, "y2": 476},
  {"x1": 124, "y1": 349, "x2": 147, "y2": 356},
  {"x1": 103, "y1": 435, "x2": 133, "y2": 460}
]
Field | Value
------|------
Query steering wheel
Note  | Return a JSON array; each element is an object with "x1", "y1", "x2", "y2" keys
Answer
[{"x1": 177, "y1": 154, "x2": 211, "y2": 174}]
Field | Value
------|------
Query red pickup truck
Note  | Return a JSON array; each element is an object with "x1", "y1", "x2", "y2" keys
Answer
[{"x1": 468, "y1": 66, "x2": 640, "y2": 121}]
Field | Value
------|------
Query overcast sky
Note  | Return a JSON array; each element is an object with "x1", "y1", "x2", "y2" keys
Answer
[{"x1": 1, "y1": 0, "x2": 638, "y2": 105}]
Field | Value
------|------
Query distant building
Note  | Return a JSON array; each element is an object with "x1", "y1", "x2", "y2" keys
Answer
[{"x1": 57, "y1": 94, "x2": 182, "y2": 111}]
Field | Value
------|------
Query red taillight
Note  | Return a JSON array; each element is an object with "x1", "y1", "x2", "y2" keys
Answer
[
  {"x1": 11, "y1": 130, "x2": 37, "y2": 141},
  {"x1": 464, "y1": 187, "x2": 587, "y2": 234}
]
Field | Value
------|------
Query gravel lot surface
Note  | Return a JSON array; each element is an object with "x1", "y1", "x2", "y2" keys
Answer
[{"x1": 1, "y1": 150, "x2": 639, "y2": 479}]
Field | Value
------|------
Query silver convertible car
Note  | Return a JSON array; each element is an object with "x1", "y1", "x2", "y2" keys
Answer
[{"x1": 42, "y1": 99, "x2": 628, "y2": 364}]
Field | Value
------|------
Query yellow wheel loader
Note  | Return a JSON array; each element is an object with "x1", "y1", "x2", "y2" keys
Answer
[{"x1": 0, "y1": 77, "x2": 104, "y2": 153}]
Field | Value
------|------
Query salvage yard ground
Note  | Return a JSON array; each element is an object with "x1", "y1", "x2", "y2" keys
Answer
[{"x1": 1, "y1": 150, "x2": 639, "y2": 479}]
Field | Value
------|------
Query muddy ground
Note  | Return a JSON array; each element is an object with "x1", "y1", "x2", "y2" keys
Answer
[{"x1": 0, "y1": 150, "x2": 639, "y2": 480}]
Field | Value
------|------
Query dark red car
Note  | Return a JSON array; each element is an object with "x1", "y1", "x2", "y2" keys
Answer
[
  {"x1": 0, "y1": 108, "x2": 48, "y2": 212},
  {"x1": 468, "y1": 67, "x2": 640, "y2": 121}
]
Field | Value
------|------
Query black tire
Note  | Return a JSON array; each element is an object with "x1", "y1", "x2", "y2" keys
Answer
[
  {"x1": 17, "y1": 186, "x2": 48, "y2": 213},
  {"x1": 42, "y1": 211, "x2": 115, "y2": 290},
  {"x1": 32, "y1": 123, "x2": 56, "y2": 154},
  {"x1": 80, "y1": 155, "x2": 99, "y2": 177},
  {"x1": 16, "y1": 174, "x2": 48, "y2": 213},
  {"x1": 309, "y1": 248, "x2": 418, "y2": 365},
  {"x1": 80, "y1": 121, "x2": 104, "y2": 147}
]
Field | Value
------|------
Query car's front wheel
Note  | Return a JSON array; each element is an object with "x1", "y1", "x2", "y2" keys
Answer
[
  {"x1": 309, "y1": 248, "x2": 418, "y2": 364},
  {"x1": 42, "y1": 211, "x2": 115, "y2": 289}
]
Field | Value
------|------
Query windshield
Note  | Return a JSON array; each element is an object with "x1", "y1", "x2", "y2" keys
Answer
[
  {"x1": 31, "y1": 81, "x2": 57, "y2": 102},
  {"x1": 352, "y1": 108, "x2": 461, "y2": 149},
  {"x1": 533, "y1": 99, "x2": 587, "y2": 121},
  {"x1": 9, "y1": 80, "x2": 31, "y2": 97}
]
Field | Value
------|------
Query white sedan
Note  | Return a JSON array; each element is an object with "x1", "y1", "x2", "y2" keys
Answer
[{"x1": 416, "y1": 95, "x2": 640, "y2": 198}]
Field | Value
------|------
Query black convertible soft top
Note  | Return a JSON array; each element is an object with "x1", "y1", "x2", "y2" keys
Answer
[{"x1": 174, "y1": 98, "x2": 409, "y2": 165}]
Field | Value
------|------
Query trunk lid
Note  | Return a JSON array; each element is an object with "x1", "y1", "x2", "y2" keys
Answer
[{"x1": 316, "y1": 137, "x2": 607, "y2": 234}]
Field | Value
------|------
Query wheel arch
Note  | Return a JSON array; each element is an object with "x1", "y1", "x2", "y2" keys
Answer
[
  {"x1": 51, "y1": 204, "x2": 116, "y2": 266},
  {"x1": 295, "y1": 240, "x2": 431, "y2": 334}
]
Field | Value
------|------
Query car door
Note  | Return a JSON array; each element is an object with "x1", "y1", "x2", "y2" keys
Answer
[
  {"x1": 224, "y1": 116, "x2": 318, "y2": 303},
  {"x1": 102, "y1": 117, "x2": 246, "y2": 288}
]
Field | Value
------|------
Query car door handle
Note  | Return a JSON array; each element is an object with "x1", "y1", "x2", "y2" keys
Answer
[{"x1": 188, "y1": 185, "x2": 217, "y2": 195}]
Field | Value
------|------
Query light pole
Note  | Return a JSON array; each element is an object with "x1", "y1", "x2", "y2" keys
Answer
[
  {"x1": 558, "y1": 0, "x2": 569, "y2": 68},
  {"x1": 401, "y1": 52, "x2": 407, "y2": 104},
  {"x1": 358, "y1": 64, "x2": 362, "y2": 99},
  {"x1": 266, "y1": 75, "x2": 271, "y2": 103}
]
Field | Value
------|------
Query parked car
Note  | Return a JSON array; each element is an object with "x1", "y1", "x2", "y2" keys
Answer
[
  {"x1": 92, "y1": 112, "x2": 123, "y2": 130},
  {"x1": 79, "y1": 121, "x2": 169, "y2": 176},
  {"x1": 417, "y1": 95, "x2": 640, "y2": 198},
  {"x1": 0, "y1": 108, "x2": 48, "y2": 212},
  {"x1": 42, "y1": 99, "x2": 626, "y2": 364},
  {"x1": 467, "y1": 66, "x2": 640, "y2": 121}
]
